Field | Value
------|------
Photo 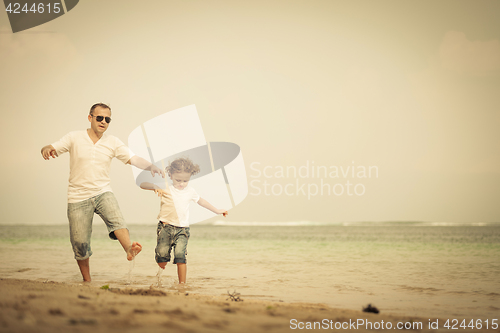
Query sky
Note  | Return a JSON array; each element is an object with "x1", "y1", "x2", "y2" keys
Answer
[{"x1": 0, "y1": 0, "x2": 499, "y2": 225}]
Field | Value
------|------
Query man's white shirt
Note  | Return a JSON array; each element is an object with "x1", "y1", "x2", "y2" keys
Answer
[{"x1": 52, "y1": 130, "x2": 133, "y2": 203}]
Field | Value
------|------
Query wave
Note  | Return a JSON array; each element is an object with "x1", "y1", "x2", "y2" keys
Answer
[
  {"x1": 196, "y1": 220, "x2": 500, "y2": 227},
  {"x1": 197, "y1": 221, "x2": 337, "y2": 226},
  {"x1": 1, "y1": 221, "x2": 499, "y2": 227}
]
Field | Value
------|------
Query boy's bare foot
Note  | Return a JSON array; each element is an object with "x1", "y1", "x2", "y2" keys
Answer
[
  {"x1": 127, "y1": 242, "x2": 142, "y2": 261},
  {"x1": 157, "y1": 262, "x2": 166, "y2": 269}
]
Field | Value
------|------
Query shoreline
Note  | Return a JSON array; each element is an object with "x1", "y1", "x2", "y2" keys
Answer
[
  {"x1": 0, "y1": 278, "x2": 489, "y2": 333},
  {"x1": 1, "y1": 224, "x2": 499, "y2": 329}
]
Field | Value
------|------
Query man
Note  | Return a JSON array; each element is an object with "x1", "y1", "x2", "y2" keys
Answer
[{"x1": 41, "y1": 103, "x2": 164, "y2": 282}]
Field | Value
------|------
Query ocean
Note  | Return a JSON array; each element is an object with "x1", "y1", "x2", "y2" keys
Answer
[{"x1": 0, "y1": 222, "x2": 499, "y2": 320}]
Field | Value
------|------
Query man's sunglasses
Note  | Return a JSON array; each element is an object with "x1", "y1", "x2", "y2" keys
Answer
[{"x1": 91, "y1": 115, "x2": 112, "y2": 123}]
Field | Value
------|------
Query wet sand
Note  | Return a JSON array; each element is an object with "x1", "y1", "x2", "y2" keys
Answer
[{"x1": 0, "y1": 278, "x2": 490, "y2": 333}]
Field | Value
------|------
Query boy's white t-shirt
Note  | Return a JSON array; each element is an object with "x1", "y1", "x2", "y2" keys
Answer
[{"x1": 158, "y1": 185, "x2": 200, "y2": 228}]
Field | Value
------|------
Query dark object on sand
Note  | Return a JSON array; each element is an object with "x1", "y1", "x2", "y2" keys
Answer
[
  {"x1": 362, "y1": 304, "x2": 380, "y2": 314},
  {"x1": 227, "y1": 290, "x2": 243, "y2": 302}
]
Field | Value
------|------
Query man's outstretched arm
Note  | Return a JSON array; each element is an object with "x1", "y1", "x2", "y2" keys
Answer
[
  {"x1": 41, "y1": 145, "x2": 58, "y2": 160},
  {"x1": 127, "y1": 156, "x2": 165, "y2": 178}
]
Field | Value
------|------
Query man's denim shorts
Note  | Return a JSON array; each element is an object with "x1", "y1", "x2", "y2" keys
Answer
[
  {"x1": 67, "y1": 191, "x2": 127, "y2": 260},
  {"x1": 155, "y1": 222, "x2": 190, "y2": 264}
]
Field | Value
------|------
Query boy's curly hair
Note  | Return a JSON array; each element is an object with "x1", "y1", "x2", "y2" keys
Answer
[{"x1": 166, "y1": 157, "x2": 200, "y2": 177}]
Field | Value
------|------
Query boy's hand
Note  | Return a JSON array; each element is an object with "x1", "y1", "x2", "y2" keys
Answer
[
  {"x1": 217, "y1": 210, "x2": 228, "y2": 217},
  {"x1": 154, "y1": 188, "x2": 166, "y2": 197}
]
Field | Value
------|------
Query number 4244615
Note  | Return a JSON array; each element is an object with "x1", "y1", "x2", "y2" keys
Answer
[
  {"x1": 444, "y1": 319, "x2": 498, "y2": 330},
  {"x1": 5, "y1": 3, "x2": 62, "y2": 14}
]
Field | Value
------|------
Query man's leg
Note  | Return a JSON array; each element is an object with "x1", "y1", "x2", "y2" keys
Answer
[
  {"x1": 114, "y1": 228, "x2": 142, "y2": 260},
  {"x1": 95, "y1": 192, "x2": 142, "y2": 260},
  {"x1": 68, "y1": 199, "x2": 94, "y2": 282},
  {"x1": 77, "y1": 258, "x2": 91, "y2": 282}
]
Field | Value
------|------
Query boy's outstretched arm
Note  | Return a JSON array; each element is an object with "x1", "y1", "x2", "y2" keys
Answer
[
  {"x1": 198, "y1": 198, "x2": 228, "y2": 216},
  {"x1": 140, "y1": 182, "x2": 156, "y2": 190}
]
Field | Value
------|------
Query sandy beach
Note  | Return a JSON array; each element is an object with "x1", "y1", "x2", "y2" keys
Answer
[
  {"x1": 1, "y1": 223, "x2": 499, "y2": 332},
  {"x1": 1, "y1": 277, "x2": 484, "y2": 333}
]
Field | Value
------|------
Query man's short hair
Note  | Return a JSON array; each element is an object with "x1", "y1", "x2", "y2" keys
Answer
[{"x1": 89, "y1": 103, "x2": 111, "y2": 115}]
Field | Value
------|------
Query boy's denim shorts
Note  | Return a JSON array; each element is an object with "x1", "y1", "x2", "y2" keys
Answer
[
  {"x1": 67, "y1": 191, "x2": 127, "y2": 260},
  {"x1": 155, "y1": 222, "x2": 190, "y2": 264}
]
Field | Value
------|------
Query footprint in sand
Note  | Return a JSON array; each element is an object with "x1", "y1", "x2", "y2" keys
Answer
[{"x1": 17, "y1": 268, "x2": 32, "y2": 273}]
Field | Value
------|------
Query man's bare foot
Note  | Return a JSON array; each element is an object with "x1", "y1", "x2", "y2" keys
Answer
[
  {"x1": 127, "y1": 242, "x2": 142, "y2": 261},
  {"x1": 157, "y1": 262, "x2": 166, "y2": 269}
]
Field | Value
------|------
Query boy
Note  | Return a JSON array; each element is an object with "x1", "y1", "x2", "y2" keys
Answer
[{"x1": 140, "y1": 157, "x2": 227, "y2": 284}]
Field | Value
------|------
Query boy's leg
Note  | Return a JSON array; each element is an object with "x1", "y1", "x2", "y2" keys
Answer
[
  {"x1": 67, "y1": 198, "x2": 94, "y2": 282},
  {"x1": 95, "y1": 192, "x2": 142, "y2": 260},
  {"x1": 155, "y1": 222, "x2": 172, "y2": 269},
  {"x1": 172, "y1": 227, "x2": 190, "y2": 284},
  {"x1": 177, "y1": 263, "x2": 187, "y2": 284}
]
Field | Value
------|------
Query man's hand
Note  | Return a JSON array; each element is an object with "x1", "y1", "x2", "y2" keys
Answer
[
  {"x1": 41, "y1": 145, "x2": 58, "y2": 160},
  {"x1": 128, "y1": 156, "x2": 165, "y2": 178},
  {"x1": 150, "y1": 164, "x2": 165, "y2": 178}
]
